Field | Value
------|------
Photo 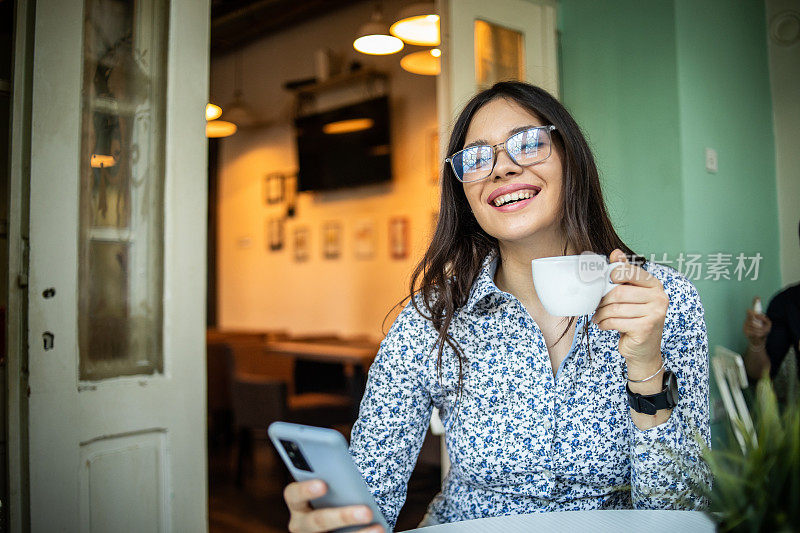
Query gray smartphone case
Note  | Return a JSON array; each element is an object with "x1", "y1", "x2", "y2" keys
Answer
[{"x1": 268, "y1": 422, "x2": 391, "y2": 532}]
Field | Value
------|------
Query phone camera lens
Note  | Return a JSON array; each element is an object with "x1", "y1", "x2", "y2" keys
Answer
[{"x1": 279, "y1": 439, "x2": 313, "y2": 472}]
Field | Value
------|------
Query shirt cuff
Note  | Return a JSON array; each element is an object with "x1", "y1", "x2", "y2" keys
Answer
[
  {"x1": 631, "y1": 409, "x2": 679, "y2": 460},
  {"x1": 630, "y1": 412, "x2": 707, "y2": 509}
]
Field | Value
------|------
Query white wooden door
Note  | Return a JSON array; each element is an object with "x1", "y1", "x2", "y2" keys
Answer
[
  {"x1": 436, "y1": 0, "x2": 559, "y2": 128},
  {"x1": 26, "y1": 0, "x2": 209, "y2": 530}
]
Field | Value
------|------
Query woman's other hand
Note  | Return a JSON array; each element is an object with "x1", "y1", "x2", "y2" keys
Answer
[{"x1": 283, "y1": 480, "x2": 384, "y2": 533}]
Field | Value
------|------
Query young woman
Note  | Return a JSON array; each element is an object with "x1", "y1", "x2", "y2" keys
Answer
[{"x1": 283, "y1": 82, "x2": 710, "y2": 532}]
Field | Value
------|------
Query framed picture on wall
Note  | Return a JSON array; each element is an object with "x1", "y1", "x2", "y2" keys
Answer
[
  {"x1": 293, "y1": 226, "x2": 310, "y2": 262},
  {"x1": 264, "y1": 172, "x2": 285, "y2": 204},
  {"x1": 285, "y1": 173, "x2": 298, "y2": 217},
  {"x1": 354, "y1": 219, "x2": 376, "y2": 260},
  {"x1": 322, "y1": 221, "x2": 342, "y2": 260},
  {"x1": 389, "y1": 216, "x2": 409, "y2": 260},
  {"x1": 267, "y1": 217, "x2": 285, "y2": 251}
]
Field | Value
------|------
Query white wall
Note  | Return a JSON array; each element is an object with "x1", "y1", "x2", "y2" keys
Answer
[
  {"x1": 765, "y1": 0, "x2": 800, "y2": 286},
  {"x1": 211, "y1": 1, "x2": 439, "y2": 339}
]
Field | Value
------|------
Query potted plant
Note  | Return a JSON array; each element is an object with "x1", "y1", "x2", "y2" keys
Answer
[{"x1": 700, "y1": 376, "x2": 799, "y2": 532}]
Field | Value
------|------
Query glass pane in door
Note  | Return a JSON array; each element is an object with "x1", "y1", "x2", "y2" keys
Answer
[
  {"x1": 78, "y1": 0, "x2": 168, "y2": 380},
  {"x1": 474, "y1": 19, "x2": 525, "y2": 90}
]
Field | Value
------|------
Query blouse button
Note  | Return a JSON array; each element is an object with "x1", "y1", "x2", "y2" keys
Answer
[{"x1": 543, "y1": 419, "x2": 552, "y2": 431}]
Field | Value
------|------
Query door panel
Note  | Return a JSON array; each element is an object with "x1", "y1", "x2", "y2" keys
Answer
[
  {"x1": 26, "y1": 0, "x2": 209, "y2": 530},
  {"x1": 79, "y1": 431, "x2": 168, "y2": 532}
]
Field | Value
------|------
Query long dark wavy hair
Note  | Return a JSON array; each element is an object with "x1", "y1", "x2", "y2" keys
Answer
[{"x1": 390, "y1": 81, "x2": 644, "y2": 397}]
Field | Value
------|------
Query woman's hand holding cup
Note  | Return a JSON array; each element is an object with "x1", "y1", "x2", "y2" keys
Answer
[
  {"x1": 591, "y1": 249, "x2": 670, "y2": 378},
  {"x1": 283, "y1": 480, "x2": 383, "y2": 533}
]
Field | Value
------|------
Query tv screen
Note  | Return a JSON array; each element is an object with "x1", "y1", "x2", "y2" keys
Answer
[{"x1": 295, "y1": 96, "x2": 392, "y2": 192}]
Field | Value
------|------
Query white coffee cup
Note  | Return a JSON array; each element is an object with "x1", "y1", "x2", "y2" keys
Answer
[{"x1": 531, "y1": 254, "x2": 626, "y2": 317}]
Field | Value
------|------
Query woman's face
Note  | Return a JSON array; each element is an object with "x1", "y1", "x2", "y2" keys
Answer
[{"x1": 461, "y1": 98, "x2": 565, "y2": 249}]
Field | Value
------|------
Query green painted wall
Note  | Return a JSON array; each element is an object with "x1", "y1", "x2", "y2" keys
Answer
[
  {"x1": 674, "y1": 0, "x2": 780, "y2": 354},
  {"x1": 558, "y1": 0, "x2": 685, "y2": 259},
  {"x1": 559, "y1": 0, "x2": 780, "y2": 350},
  {"x1": 558, "y1": 0, "x2": 781, "y2": 442}
]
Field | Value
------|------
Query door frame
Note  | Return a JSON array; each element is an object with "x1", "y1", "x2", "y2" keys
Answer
[{"x1": 6, "y1": 0, "x2": 34, "y2": 530}]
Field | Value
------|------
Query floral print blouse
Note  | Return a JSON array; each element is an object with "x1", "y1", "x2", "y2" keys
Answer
[{"x1": 349, "y1": 251, "x2": 710, "y2": 530}]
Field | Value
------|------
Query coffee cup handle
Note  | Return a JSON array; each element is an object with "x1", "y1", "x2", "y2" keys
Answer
[{"x1": 602, "y1": 262, "x2": 626, "y2": 297}]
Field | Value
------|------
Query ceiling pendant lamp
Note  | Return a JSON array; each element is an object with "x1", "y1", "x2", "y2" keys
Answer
[
  {"x1": 221, "y1": 92, "x2": 255, "y2": 128},
  {"x1": 400, "y1": 48, "x2": 441, "y2": 76},
  {"x1": 206, "y1": 53, "x2": 258, "y2": 138},
  {"x1": 354, "y1": 5, "x2": 404, "y2": 55},
  {"x1": 206, "y1": 103, "x2": 222, "y2": 121},
  {"x1": 222, "y1": 51, "x2": 258, "y2": 128},
  {"x1": 206, "y1": 120, "x2": 237, "y2": 138},
  {"x1": 390, "y1": 2, "x2": 440, "y2": 46},
  {"x1": 205, "y1": 101, "x2": 237, "y2": 138}
]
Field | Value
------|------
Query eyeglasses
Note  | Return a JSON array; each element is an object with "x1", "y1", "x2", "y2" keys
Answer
[{"x1": 445, "y1": 125, "x2": 557, "y2": 183}]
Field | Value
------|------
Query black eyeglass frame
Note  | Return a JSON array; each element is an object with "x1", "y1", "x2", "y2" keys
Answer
[{"x1": 445, "y1": 125, "x2": 558, "y2": 183}]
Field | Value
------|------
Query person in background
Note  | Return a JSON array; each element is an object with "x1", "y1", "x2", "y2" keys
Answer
[{"x1": 742, "y1": 219, "x2": 800, "y2": 382}]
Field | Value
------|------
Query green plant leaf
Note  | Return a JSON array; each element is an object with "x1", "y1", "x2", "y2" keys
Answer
[{"x1": 702, "y1": 375, "x2": 800, "y2": 531}]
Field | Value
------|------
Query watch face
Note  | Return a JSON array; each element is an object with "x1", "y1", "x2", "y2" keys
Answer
[{"x1": 666, "y1": 371, "x2": 680, "y2": 405}]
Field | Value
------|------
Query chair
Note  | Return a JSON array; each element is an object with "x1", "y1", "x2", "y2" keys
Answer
[
  {"x1": 206, "y1": 341, "x2": 235, "y2": 449},
  {"x1": 230, "y1": 375, "x2": 289, "y2": 485},
  {"x1": 231, "y1": 342, "x2": 353, "y2": 417},
  {"x1": 712, "y1": 346, "x2": 756, "y2": 452},
  {"x1": 229, "y1": 342, "x2": 353, "y2": 484}
]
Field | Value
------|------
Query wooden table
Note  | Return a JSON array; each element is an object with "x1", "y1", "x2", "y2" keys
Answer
[
  {"x1": 207, "y1": 327, "x2": 291, "y2": 340},
  {"x1": 265, "y1": 340, "x2": 379, "y2": 417},
  {"x1": 266, "y1": 340, "x2": 378, "y2": 371}
]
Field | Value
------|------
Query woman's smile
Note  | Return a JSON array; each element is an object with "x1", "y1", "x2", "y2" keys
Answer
[{"x1": 486, "y1": 183, "x2": 542, "y2": 211}]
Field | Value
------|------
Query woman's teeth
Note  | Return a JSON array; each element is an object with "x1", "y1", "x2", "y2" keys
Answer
[{"x1": 493, "y1": 190, "x2": 537, "y2": 207}]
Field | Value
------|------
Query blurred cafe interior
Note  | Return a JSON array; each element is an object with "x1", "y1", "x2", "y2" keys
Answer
[
  {"x1": 205, "y1": 2, "x2": 445, "y2": 529},
  {"x1": 1, "y1": 0, "x2": 799, "y2": 531}
]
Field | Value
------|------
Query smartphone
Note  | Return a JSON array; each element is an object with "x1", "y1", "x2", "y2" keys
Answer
[{"x1": 268, "y1": 422, "x2": 390, "y2": 533}]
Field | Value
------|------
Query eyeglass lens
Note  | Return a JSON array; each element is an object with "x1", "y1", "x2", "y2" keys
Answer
[{"x1": 451, "y1": 127, "x2": 553, "y2": 182}]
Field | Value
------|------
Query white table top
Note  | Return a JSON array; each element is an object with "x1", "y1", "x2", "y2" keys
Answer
[{"x1": 403, "y1": 510, "x2": 716, "y2": 532}]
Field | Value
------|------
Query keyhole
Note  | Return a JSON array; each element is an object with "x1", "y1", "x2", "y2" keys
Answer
[
  {"x1": 42, "y1": 332, "x2": 54, "y2": 351},
  {"x1": 43, "y1": 287, "x2": 56, "y2": 299}
]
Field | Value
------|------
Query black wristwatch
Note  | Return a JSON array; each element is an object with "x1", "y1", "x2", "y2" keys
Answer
[{"x1": 626, "y1": 370, "x2": 679, "y2": 415}]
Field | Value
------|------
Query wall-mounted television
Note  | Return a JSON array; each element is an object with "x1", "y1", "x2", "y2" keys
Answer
[{"x1": 295, "y1": 96, "x2": 392, "y2": 192}]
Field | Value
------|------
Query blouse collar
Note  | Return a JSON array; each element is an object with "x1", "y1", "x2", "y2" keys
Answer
[{"x1": 464, "y1": 250, "x2": 504, "y2": 312}]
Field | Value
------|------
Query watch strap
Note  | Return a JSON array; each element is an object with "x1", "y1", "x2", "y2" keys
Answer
[{"x1": 627, "y1": 371, "x2": 678, "y2": 415}]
